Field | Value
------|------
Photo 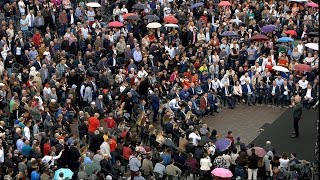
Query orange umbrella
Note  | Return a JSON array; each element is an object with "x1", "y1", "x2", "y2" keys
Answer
[
  {"x1": 285, "y1": 30, "x2": 297, "y2": 36},
  {"x1": 123, "y1": 13, "x2": 137, "y2": 19},
  {"x1": 250, "y1": 35, "x2": 269, "y2": 41},
  {"x1": 164, "y1": 15, "x2": 178, "y2": 24},
  {"x1": 218, "y1": 1, "x2": 231, "y2": 6}
]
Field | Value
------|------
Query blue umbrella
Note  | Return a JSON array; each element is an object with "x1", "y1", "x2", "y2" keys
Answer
[
  {"x1": 261, "y1": 25, "x2": 276, "y2": 33},
  {"x1": 277, "y1": 37, "x2": 294, "y2": 43},
  {"x1": 191, "y1": 2, "x2": 204, "y2": 9},
  {"x1": 215, "y1": 138, "x2": 232, "y2": 152},
  {"x1": 221, "y1": 31, "x2": 237, "y2": 36},
  {"x1": 54, "y1": 168, "x2": 74, "y2": 180}
]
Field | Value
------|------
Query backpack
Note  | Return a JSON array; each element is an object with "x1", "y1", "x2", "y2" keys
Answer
[
  {"x1": 214, "y1": 156, "x2": 227, "y2": 168},
  {"x1": 297, "y1": 164, "x2": 312, "y2": 179}
]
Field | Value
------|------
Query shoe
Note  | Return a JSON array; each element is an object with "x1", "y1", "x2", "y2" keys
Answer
[
  {"x1": 292, "y1": 132, "x2": 296, "y2": 134},
  {"x1": 214, "y1": 110, "x2": 219, "y2": 113},
  {"x1": 291, "y1": 135, "x2": 299, "y2": 138}
]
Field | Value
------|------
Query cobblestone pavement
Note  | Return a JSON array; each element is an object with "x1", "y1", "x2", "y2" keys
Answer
[{"x1": 203, "y1": 105, "x2": 285, "y2": 145}]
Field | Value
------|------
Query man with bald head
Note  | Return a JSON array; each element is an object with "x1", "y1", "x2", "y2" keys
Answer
[{"x1": 291, "y1": 95, "x2": 303, "y2": 138}]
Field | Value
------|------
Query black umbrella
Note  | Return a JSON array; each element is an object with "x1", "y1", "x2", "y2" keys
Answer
[
  {"x1": 143, "y1": 15, "x2": 160, "y2": 21},
  {"x1": 132, "y1": 3, "x2": 145, "y2": 10},
  {"x1": 307, "y1": 32, "x2": 318, "y2": 36}
]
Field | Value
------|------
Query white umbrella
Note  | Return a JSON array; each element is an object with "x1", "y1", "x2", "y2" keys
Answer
[
  {"x1": 164, "y1": 23, "x2": 179, "y2": 28},
  {"x1": 147, "y1": 22, "x2": 162, "y2": 29},
  {"x1": 229, "y1": 19, "x2": 242, "y2": 25},
  {"x1": 305, "y1": 43, "x2": 319, "y2": 51},
  {"x1": 272, "y1": 66, "x2": 289, "y2": 73},
  {"x1": 86, "y1": 2, "x2": 102, "y2": 7}
]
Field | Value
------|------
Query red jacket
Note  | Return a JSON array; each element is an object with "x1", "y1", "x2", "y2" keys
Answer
[
  {"x1": 32, "y1": 33, "x2": 42, "y2": 47},
  {"x1": 123, "y1": 146, "x2": 132, "y2": 160},
  {"x1": 88, "y1": 117, "x2": 100, "y2": 133}
]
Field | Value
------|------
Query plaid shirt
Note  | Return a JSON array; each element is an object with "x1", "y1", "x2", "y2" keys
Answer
[{"x1": 56, "y1": 63, "x2": 66, "y2": 77}]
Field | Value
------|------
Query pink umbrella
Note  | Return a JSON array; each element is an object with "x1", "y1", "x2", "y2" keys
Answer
[
  {"x1": 306, "y1": 2, "x2": 319, "y2": 8},
  {"x1": 218, "y1": 1, "x2": 231, "y2": 6},
  {"x1": 211, "y1": 168, "x2": 233, "y2": 178},
  {"x1": 108, "y1": 21, "x2": 124, "y2": 28},
  {"x1": 247, "y1": 147, "x2": 267, "y2": 158}
]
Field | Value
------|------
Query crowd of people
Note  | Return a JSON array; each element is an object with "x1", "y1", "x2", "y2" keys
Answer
[{"x1": 0, "y1": 0, "x2": 318, "y2": 179}]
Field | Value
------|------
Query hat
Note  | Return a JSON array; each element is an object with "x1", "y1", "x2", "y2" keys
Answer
[
  {"x1": 50, "y1": 99, "x2": 56, "y2": 103},
  {"x1": 0, "y1": 83, "x2": 4, "y2": 87},
  {"x1": 103, "y1": 89, "x2": 108, "y2": 94},
  {"x1": 91, "y1": 101, "x2": 96, "y2": 105},
  {"x1": 204, "y1": 11, "x2": 208, "y2": 15},
  {"x1": 236, "y1": 137, "x2": 241, "y2": 141},
  {"x1": 98, "y1": 95, "x2": 103, "y2": 99},
  {"x1": 149, "y1": 54, "x2": 154, "y2": 59},
  {"x1": 266, "y1": 141, "x2": 271, "y2": 145},
  {"x1": 71, "y1": 84, "x2": 77, "y2": 89},
  {"x1": 106, "y1": 175, "x2": 112, "y2": 180}
]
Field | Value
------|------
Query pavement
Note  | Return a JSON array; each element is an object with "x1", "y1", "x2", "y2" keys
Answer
[{"x1": 202, "y1": 104, "x2": 285, "y2": 145}]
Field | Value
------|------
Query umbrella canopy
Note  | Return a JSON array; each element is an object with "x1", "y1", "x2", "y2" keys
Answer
[
  {"x1": 305, "y1": 43, "x2": 319, "y2": 51},
  {"x1": 221, "y1": 31, "x2": 237, "y2": 36},
  {"x1": 164, "y1": 15, "x2": 178, "y2": 24},
  {"x1": 108, "y1": 21, "x2": 124, "y2": 28},
  {"x1": 251, "y1": 35, "x2": 269, "y2": 41},
  {"x1": 294, "y1": 64, "x2": 312, "y2": 72},
  {"x1": 272, "y1": 66, "x2": 289, "y2": 73},
  {"x1": 123, "y1": 13, "x2": 137, "y2": 19},
  {"x1": 218, "y1": 1, "x2": 231, "y2": 6},
  {"x1": 191, "y1": 2, "x2": 204, "y2": 9},
  {"x1": 125, "y1": 14, "x2": 141, "y2": 21},
  {"x1": 277, "y1": 37, "x2": 294, "y2": 43},
  {"x1": 164, "y1": 24, "x2": 179, "y2": 28},
  {"x1": 54, "y1": 168, "x2": 73, "y2": 180},
  {"x1": 215, "y1": 138, "x2": 232, "y2": 152},
  {"x1": 147, "y1": 22, "x2": 161, "y2": 28},
  {"x1": 132, "y1": 3, "x2": 145, "y2": 10},
  {"x1": 84, "y1": 162, "x2": 101, "y2": 175},
  {"x1": 229, "y1": 19, "x2": 242, "y2": 25},
  {"x1": 247, "y1": 147, "x2": 267, "y2": 158},
  {"x1": 285, "y1": 30, "x2": 297, "y2": 36},
  {"x1": 143, "y1": 15, "x2": 160, "y2": 21},
  {"x1": 275, "y1": 44, "x2": 289, "y2": 49},
  {"x1": 86, "y1": 2, "x2": 101, "y2": 7},
  {"x1": 307, "y1": 32, "x2": 318, "y2": 36},
  {"x1": 306, "y1": 2, "x2": 319, "y2": 7},
  {"x1": 211, "y1": 168, "x2": 233, "y2": 178},
  {"x1": 262, "y1": 25, "x2": 276, "y2": 33}
]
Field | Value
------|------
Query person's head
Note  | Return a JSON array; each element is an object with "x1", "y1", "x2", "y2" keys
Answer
[
  {"x1": 251, "y1": 148, "x2": 256, "y2": 155},
  {"x1": 291, "y1": 152, "x2": 297, "y2": 159},
  {"x1": 282, "y1": 152, "x2": 288, "y2": 159}
]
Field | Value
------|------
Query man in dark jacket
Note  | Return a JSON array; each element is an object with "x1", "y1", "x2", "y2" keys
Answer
[{"x1": 247, "y1": 148, "x2": 259, "y2": 180}]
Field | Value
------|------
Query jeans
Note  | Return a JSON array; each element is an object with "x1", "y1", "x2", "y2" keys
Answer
[
  {"x1": 235, "y1": 166, "x2": 245, "y2": 178},
  {"x1": 248, "y1": 168, "x2": 258, "y2": 180},
  {"x1": 110, "y1": 151, "x2": 116, "y2": 165}
]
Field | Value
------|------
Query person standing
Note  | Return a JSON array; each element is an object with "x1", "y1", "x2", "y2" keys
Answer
[
  {"x1": 247, "y1": 148, "x2": 259, "y2": 180},
  {"x1": 291, "y1": 95, "x2": 303, "y2": 138}
]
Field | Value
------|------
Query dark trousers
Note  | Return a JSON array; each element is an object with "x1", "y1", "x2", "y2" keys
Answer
[
  {"x1": 293, "y1": 117, "x2": 300, "y2": 136},
  {"x1": 130, "y1": 170, "x2": 138, "y2": 180}
]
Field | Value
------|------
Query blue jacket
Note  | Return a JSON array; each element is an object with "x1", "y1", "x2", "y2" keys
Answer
[
  {"x1": 151, "y1": 94, "x2": 160, "y2": 110},
  {"x1": 242, "y1": 84, "x2": 254, "y2": 94}
]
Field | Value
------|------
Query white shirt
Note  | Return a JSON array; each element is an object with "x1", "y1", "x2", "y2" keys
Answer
[
  {"x1": 169, "y1": 98, "x2": 179, "y2": 110},
  {"x1": 23, "y1": 126, "x2": 30, "y2": 140},
  {"x1": 137, "y1": 70, "x2": 148, "y2": 78},
  {"x1": 240, "y1": 76, "x2": 251, "y2": 85},
  {"x1": 26, "y1": 14, "x2": 35, "y2": 27},
  {"x1": 42, "y1": 150, "x2": 63, "y2": 166},
  {"x1": 100, "y1": 142, "x2": 110, "y2": 156},
  {"x1": 0, "y1": 147, "x2": 4, "y2": 163},
  {"x1": 298, "y1": 80, "x2": 308, "y2": 89},
  {"x1": 200, "y1": 157, "x2": 212, "y2": 171},
  {"x1": 306, "y1": 88, "x2": 312, "y2": 99},
  {"x1": 188, "y1": 132, "x2": 201, "y2": 146}
]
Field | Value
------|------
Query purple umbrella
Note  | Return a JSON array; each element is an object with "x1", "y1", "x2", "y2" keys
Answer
[
  {"x1": 221, "y1": 31, "x2": 237, "y2": 36},
  {"x1": 262, "y1": 25, "x2": 276, "y2": 33},
  {"x1": 191, "y1": 2, "x2": 204, "y2": 9},
  {"x1": 215, "y1": 138, "x2": 232, "y2": 152}
]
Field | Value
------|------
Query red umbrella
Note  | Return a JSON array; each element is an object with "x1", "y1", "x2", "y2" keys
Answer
[
  {"x1": 251, "y1": 35, "x2": 269, "y2": 41},
  {"x1": 294, "y1": 64, "x2": 312, "y2": 72},
  {"x1": 123, "y1": 13, "x2": 137, "y2": 19},
  {"x1": 164, "y1": 15, "x2": 178, "y2": 24},
  {"x1": 306, "y1": 2, "x2": 319, "y2": 8},
  {"x1": 108, "y1": 21, "x2": 124, "y2": 28},
  {"x1": 285, "y1": 30, "x2": 297, "y2": 36},
  {"x1": 218, "y1": 1, "x2": 231, "y2": 6}
]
